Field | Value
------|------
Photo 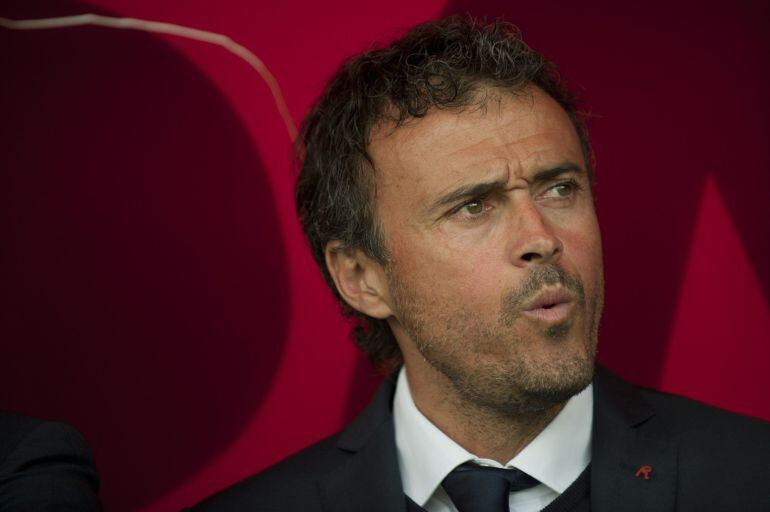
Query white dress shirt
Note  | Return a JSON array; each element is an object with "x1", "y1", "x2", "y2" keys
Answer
[{"x1": 393, "y1": 368, "x2": 593, "y2": 512}]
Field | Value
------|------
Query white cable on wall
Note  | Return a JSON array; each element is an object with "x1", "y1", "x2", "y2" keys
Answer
[{"x1": 0, "y1": 14, "x2": 298, "y2": 142}]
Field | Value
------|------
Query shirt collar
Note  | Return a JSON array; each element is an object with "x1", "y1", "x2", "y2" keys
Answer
[{"x1": 393, "y1": 367, "x2": 593, "y2": 506}]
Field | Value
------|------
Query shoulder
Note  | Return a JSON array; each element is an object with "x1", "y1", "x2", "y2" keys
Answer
[
  {"x1": 0, "y1": 412, "x2": 101, "y2": 510},
  {"x1": 594, "y1": 369, "x2": 770, "y2": 509},
  {"x1": 638, "y1": 386, "x2": 770, "y2": 440},
  {"x1": 596, "y1": 367, "x2": 770, "y2": 452},
  {"x1": 637, "y1": 386, "x2": 770, "y2": 457},
  {"x1": 191, "y1": 374, "x2": 400, "y2": 511},
  {"x1": 190, "y1": 433, "x2": 350, "y2": 511},
  {"x1": 638, "y1": 387, "x2": 770, "y2": 508}
]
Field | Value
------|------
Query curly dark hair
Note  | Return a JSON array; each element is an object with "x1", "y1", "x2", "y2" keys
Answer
[{"x1": 295, "y1": 15, "x2": 594, "y2": 370}]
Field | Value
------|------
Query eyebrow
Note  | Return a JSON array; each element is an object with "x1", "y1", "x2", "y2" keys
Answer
[
  {"x1": 531, "y1": 163, "x2": 583, "y2": 183},
  {"x1": 429, "y1": 163, "x2": 584, "y2": 213}
]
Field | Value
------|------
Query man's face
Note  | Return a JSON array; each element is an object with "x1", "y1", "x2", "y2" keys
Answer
[{"x1": 369, "y1": 86, "x2": 604, "y2": 414}]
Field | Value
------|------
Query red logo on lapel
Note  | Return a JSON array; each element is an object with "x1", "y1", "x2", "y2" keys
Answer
[{"x1": 635, "y1": 465, "x2": 653, "y2": 480}]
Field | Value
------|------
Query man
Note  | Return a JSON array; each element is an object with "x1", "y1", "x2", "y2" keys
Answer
[{"x1": 192, "y1": 15, "x2": 770, "y2": 511}]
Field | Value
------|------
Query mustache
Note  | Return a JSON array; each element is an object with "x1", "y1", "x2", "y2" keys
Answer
[{"x1": 500, "y1": 265, "x2": 585, "y2": 322}]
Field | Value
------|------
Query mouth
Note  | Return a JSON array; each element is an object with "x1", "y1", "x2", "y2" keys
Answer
[{"x1": 520, "y1": 287, "x2": 576, "y2": 323}]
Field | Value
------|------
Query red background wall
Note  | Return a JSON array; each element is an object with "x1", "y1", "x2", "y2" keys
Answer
[{"x1": 1, "y1": 1, "x2": 769, "y2": 510}]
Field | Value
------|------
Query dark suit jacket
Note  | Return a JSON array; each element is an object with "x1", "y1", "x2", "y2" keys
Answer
[
  {"x1": 192, "y1": 367, "x2": 770, "y2": 511},
  {"x1": 0, "y1": 413, "x2": 100, "y2": 511}
]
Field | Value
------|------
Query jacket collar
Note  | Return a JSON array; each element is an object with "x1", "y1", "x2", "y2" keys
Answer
[
  {"x1": 318, "y1": 365, "x2": 679, "y2": 512},
  {"x1": 591, "y1": 366, "x2": 678, "y2": 512},
  {"x1": 318, "y1": 372, "x2": 406, "y2": 512}
]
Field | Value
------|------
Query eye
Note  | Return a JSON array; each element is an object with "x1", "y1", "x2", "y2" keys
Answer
[
  {"x1": 451, "y1": 197, "x2": 490, "y2": 221},
  {"x1": 460, "y1": 200, "x2": 485, "y2": 216},
  {"x1": 543, "y1": 179, "x2": 581, "y2": 199}
]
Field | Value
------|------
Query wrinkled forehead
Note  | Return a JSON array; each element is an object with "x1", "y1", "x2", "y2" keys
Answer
[
  {"x1": 367, "y1": 83, "x2": 518, "y2": 147},
  {"x1": 366, "y1": 86, "x2": 584, "y2": 203}
]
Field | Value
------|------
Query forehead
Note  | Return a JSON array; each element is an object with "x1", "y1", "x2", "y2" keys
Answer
[{"x1": 367, "y1": 86, "x2": 584, "y2": 212}]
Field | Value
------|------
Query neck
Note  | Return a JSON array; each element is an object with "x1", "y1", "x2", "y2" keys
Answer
[{"x1": 403, "y1": 358, "x2": 565, "y2": 464}]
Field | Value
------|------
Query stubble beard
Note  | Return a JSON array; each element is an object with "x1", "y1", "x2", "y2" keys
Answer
[{"x1": 389, "y1": 264, "x2": 604, "y2": 417}]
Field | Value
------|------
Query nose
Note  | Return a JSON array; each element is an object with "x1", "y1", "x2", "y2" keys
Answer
[{"x1": 509, "y1": 200, "x2": 563, "y2": 267}]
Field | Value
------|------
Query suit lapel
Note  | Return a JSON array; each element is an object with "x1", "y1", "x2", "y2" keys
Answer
[
  {"x1": 317, "y1": 366, "x2": 678, "y2": 512},
  {"x1": 318, "y1": 375, "x2": 407, "y2": 512},
  {"x1": 591, "y1": 367, "x2": 677, "y2": 512}
]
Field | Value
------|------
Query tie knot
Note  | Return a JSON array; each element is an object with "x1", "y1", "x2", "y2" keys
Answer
[{"x1": 441, "y1": 462, "x2": 540, "y2": 512}]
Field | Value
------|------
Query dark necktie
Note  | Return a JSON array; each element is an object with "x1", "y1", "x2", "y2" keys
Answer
[{"x1": 441, "y1": 462, "x2": 540, "y2": 512}]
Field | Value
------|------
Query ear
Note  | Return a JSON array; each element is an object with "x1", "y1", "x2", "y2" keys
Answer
[{"x1": 325, "y1": 241, "x2": 394, "y2": 319}]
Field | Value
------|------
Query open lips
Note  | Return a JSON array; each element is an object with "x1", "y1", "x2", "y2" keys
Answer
[{"x1": 521, "y1": 288, "x2": 576, "y2": 322}]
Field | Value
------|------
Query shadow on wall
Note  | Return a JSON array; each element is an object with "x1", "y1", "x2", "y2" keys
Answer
[{"x1": 0, "y1": 2, "x2": 289, "y2": 510}]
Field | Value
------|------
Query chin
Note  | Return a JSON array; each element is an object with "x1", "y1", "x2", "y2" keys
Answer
[
  {"x1": 516, "y1": 354, "x2": 596, "y2": 410},
  {"x1": 439, "y1": 347, "x2": 596, "y2": 416}
]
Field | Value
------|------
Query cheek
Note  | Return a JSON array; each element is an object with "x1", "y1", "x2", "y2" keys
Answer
[
  {"x1": 391, "y1": 234, "x2": 503, "y2": 307},
  {"x1": 560, "y1": 215, "x2": 604, "y2": 287}
]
